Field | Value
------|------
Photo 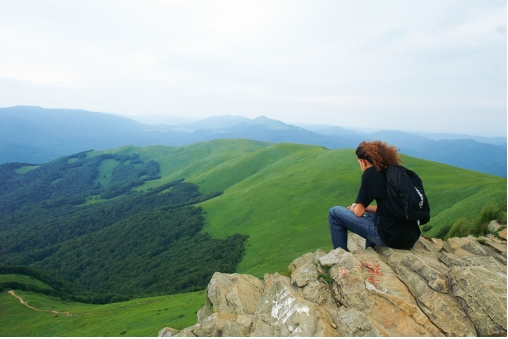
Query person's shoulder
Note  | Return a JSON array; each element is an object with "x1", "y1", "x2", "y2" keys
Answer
[
  {"x1": 390, "y1": 164, "x2": 407, "y2": 170},
  {"x1": 362, "y1": 166, "x2": 383, "y2": 180},
  {"x1": 365, "y1": 166, "x2": 382, "y2": 175}
]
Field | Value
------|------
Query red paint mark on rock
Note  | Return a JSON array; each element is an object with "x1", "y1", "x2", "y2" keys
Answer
[{"x1": 364, "y1": 260, "x2": 383, "y2": 289}]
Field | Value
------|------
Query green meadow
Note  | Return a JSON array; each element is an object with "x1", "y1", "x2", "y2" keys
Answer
[
  {"x1": 126, "y1": 140, "x2": 505, "y2": 277},
  {"x1": 0, "y1": 287, "x2": 205, "y2": 337},
  {"x1": 0, "y1": 274, "x2": 53, "y2": 290},
  {"x1": 1, "y1": 139, "x2": 506, "y2": 336}
]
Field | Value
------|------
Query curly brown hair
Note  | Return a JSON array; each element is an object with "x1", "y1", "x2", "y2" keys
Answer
[{"x1": 355, "y1": 140, "x2": 400, "y2": 171}]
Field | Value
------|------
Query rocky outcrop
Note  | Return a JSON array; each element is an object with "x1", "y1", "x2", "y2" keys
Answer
[{"x1": 159, "y1": 234, "x2": 507, "y2": 337}]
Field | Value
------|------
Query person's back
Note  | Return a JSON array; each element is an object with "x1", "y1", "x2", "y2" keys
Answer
[{"x1": 328, "y1": 140, "x2": 421, "y2": 251}]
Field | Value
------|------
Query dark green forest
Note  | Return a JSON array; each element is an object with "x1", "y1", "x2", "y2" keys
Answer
[{"x1": 0, "y1": 151, "x2": 247, "y2": 303}]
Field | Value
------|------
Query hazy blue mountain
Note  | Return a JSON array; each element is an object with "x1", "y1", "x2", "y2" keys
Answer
[
  {"x1": 300, "y1": 123, "x2": 506, "y2": 146},
  {"x1": 184, "y1": 117, "x2": 361, "y2": 149},
  {"x1": 1, "y1": 106, "x2": 505, "y2": 177},
  {"x1": 398, "y1": 139, "x2": 507, "y2": 177},
  {"x1": 294, "y1": 125, "x2": 505, "y2": 177},
  {"x1": 0, "y1": 142, "x2": 61, "y2": 164},
  {"x1": 120, "y1": 113, "x2": 197, "y2": 126},
  {"x1": 0, "y1": 106, "x2": 189, "y2": 163},
  {"x1": 412, "y1": 131, "x2": 506, "y2": 145},
  {"x1": 365, "y1": 130, "x2": 430, "y2": 148},
  {"x1": 173, "y1": 115, "x2": 251, "y2": 132},
  {"x1": 315, "y1": 128, "x2": 506, "y2": 177},
  {"x1": 294, "y1": 123, "x2": 364, "y2": 139}
]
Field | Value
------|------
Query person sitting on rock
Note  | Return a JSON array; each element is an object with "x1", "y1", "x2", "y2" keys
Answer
[{"x1": 328, "y1": 140, "x2": 421, "y2": 251}]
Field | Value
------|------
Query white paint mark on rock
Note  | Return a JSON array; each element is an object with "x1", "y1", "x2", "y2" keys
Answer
[{"x1": 271, "y1": 290, "x2": 311, "y2": 326}]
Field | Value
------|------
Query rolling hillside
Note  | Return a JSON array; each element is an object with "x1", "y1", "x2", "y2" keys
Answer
[
  {"x1": 1, "y1": 139, "x2": 505, "y2": 287},
  {"x1": 130, "y1": 140, "x2": 505, "y2": 276}
]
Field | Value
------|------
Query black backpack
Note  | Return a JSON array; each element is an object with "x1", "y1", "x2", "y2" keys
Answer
[{"x1": 385, "y1": 165, "x2": 430, "y2": 225}]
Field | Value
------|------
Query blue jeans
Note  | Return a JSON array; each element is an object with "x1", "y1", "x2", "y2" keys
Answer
[{"x1": 328, "y1": 206, "x2": 387, "y2": 251}]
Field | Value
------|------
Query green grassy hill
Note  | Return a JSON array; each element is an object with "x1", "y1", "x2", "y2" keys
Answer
[
  {"x1": 121, "y1": 139, "x2": 505, "y2": 276},
  {"x1": 1, "y1": 139, "x2": 505, "y2": 336},
  {"x1": 3, "y1": 138, "x2": 505, "y2": 280}
]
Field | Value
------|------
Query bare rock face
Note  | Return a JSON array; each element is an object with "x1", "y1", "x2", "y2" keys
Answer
[{"x1": 159, "y1": 235, "x2": 506, "y2": 337}]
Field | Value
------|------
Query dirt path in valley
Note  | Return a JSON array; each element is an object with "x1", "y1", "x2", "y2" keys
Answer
[{"x1": 7, "y1": 290, "x2": 72, "y2": 316}]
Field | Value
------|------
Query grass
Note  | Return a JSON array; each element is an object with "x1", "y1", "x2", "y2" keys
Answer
[
  {"x1": 87, "y1": 140, "x2": 505, "y2": 278},
  {"x1": 446, "y1": 201, "x2": 507, "y2": 239},
  {"x1": 421, "y1": 184, "x2": 506, "y2": 239},
  {"x1": 14, "y1": 165, "x2": 40, "y2": 174},
  {"x1": 0, "y1": 288, "x2": 205, "y2": 337},
  {"x1": 0, "y1": 274, "x2": 53, "y2": 290},
  {"x1": 133, "y1": 139, "x2": 272, "y2": 193},
  {"x1": 197, "y1": 146, "x2": 356, "y2": 276},
  {"x1": 93, "y1": 158, "x2": 120, "y2": 187},
  {"x1": 194, "y1": 144, "x2": 505, "y2": 277}
]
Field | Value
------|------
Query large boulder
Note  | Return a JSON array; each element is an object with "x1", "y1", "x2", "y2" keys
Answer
[
  {"x1": 250, "y1": 274, "x2": 337, "y2": 337},
  {"x1": 159, "y1": 235, "x2": 507, "y2": 337}
]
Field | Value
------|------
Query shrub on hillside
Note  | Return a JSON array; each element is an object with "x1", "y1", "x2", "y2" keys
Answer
[
  {"x1": 471, "y1": 202, "x2": 507, "y2": 235},
  {"x1": 434, "y1": 224, "x2": 452, "y2": 239},
  {"x1": 444, "y1": 202, "x2": 507, "y2": 239},
  {"x1": 447, "y1": 217, "x2": 469, "y2": 238}
]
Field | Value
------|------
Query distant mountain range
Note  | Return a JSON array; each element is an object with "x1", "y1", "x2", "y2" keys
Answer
[{"x1": 1, "y1": 106, "x2": 506, "y2": 177}]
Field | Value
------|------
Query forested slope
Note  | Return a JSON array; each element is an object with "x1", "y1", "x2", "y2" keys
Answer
[{"x1": 0, "y1": 150, "x2": 247, "y2": 302}]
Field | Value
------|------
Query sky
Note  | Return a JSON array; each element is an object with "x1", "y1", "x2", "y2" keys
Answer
[{"x1": 0, "y1": 0, "x2": 506, "y2": 137}]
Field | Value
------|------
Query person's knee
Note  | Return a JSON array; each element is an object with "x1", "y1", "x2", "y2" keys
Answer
[{"x1": 329, "y1": 206, "x2": 348, "y2": 217}]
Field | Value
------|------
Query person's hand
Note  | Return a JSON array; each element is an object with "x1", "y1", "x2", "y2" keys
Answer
[{"x1": 347, "y1": 203, "x2": 358, "y2": 211}]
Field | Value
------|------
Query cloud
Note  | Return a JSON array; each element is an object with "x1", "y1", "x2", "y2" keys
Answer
[{"x1": 0, "y1": 0, "x2": 505, "y2": 136}]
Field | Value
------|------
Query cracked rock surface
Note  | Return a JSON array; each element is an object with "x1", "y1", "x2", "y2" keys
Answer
[{"x1": 159, "y1": 234, "x2": 506, "y2": 337}]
